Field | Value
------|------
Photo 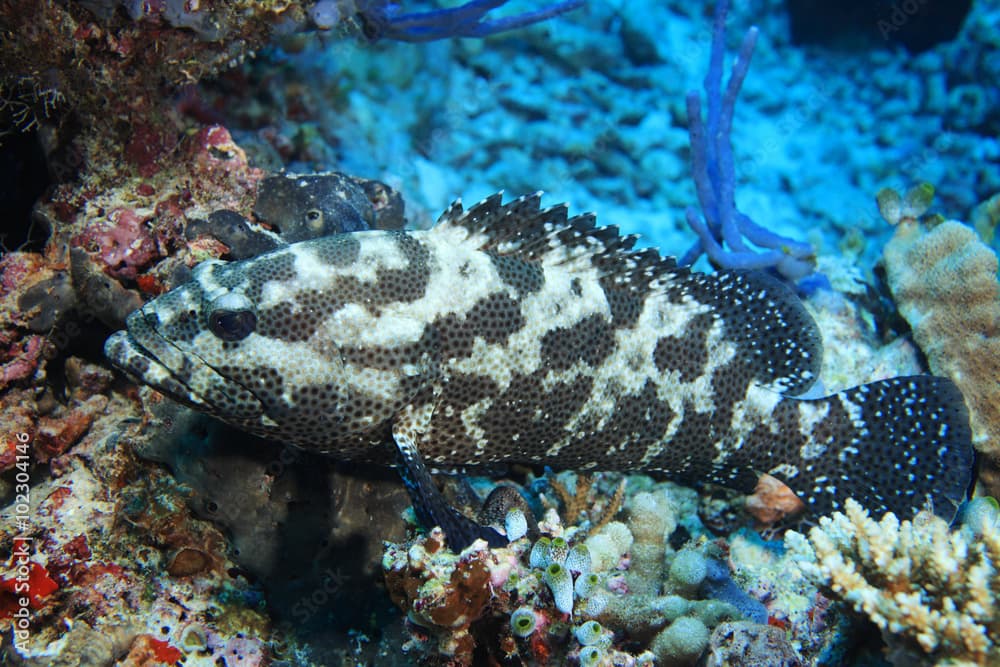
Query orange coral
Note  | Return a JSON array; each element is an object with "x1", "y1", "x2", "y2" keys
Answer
[{"x1": 745, "y1": 473, "x2": 806, "y2": 526}]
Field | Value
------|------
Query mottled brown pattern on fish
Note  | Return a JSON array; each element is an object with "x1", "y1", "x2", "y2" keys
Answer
[
  {"x1": 709, "y1": 358, "x2": 755, "y2": 442},
  {"x1": 653, "y1": 311, "x2": 715, "y2": 381},
  {"x1": 258, "y1": 290, "x2": 343, "y2": 342},
  {"x1": 313, "y1": 234, "x2": 362, "y2": 266},
  {"x1": 487, "y1": 252, "x2": 544, "y2": 295},
  {"x1": 481, "y1": 373, "x2": 593, "y2": 460},
  {"x1": 588, "y1": 380, "x2": 675, "y2": 470},
  {"x1": 743, "y1": 399, "x2": 810, "y2": 482},
  {"x1": 160, "y1": 308, "x2": 202, "y2": 344},
  {"x1": 600, "y1": 278, "x2": 644, "y2": 327},
  {"x1": 540, "y1": 315, "x2": 615, "y2": 371},
  {"x1": 370, "y1": 232, "x2": 431, "y2": 303},
  {"x1": 217, "y1": 364, "x2": 290, "y2": 417},
  {"x1": 656, "y1": 404, "x2": 718, "y2": 478},
  {"x1": 340, "y1": 328, "x2": 440, "y2": 372}
]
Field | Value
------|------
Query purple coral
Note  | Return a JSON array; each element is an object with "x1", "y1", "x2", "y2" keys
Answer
[
  {"x1": 681, "y1": 0, "x2": 815, "y2": 281},
  {"x1": 352, "y1": 0, "x2": 584, "y2": 43}
]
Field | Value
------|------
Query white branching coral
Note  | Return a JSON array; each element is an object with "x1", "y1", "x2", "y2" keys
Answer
[{"x1": 786, "y1": 499, "x2": 1000, "y2": 666}]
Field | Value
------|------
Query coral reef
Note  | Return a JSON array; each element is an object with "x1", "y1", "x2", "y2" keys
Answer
[
  {"x1": 0, "y1": 392, "x2": 273, "y2": 665},
  {"x1": 787, "y1": 498, "x2": 1000, "y2": 666},
  {"x1": 383, "y1": 478, "x2": 785, "y2": 666},
  {"x1": 881, "y1": 212, "x2": 1000, "y2": 495},
  {"x1": 14, "y1": 123, "x2": 269, "y2": 333},
  {"x1": 0, "y1": 0, "x2": 995, "y2": 664},
  {"x1": 0, "y1": 0, "x2": 584, "y2": 187},
  {"x1": 0, "y1": 132, "x2": 407, "y2": 664},
  {"x1": 0, "y1": 1, "x2": 305, "y2": 180}
]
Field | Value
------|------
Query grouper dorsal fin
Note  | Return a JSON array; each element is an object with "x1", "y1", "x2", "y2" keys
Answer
[
  {"x1": 436, "y1": 192, "x2": 822, "y2": 395},
  {"x1": 435, "y1": 191, "x2": 680, "y2": 301}
]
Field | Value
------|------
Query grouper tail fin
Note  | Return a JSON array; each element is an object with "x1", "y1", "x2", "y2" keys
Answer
[{"x1": 756, "y1": 375, "x2": 973, "y2": 522}]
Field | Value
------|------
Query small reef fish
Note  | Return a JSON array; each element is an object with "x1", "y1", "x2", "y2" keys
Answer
[{"x1": 105, "y1": 193, "x2": 973, "y2": 547}]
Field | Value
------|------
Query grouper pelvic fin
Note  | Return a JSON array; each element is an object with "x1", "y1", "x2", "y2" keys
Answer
[{"x1": 392, "y1": 408, "x2": 505, "y2": 548}]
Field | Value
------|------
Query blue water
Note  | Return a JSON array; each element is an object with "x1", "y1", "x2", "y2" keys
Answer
[{"x1": 229, "y1": 0, "x2": 999, "y2": 272}]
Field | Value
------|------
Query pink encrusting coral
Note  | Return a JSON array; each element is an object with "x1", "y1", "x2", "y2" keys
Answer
[{"x1": 72, "y1": 208, "x2": 160, "y2": 280}]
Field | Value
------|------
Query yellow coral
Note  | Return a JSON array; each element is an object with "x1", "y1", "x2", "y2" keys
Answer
[{"x1": 787, "y1": 499, "x2": 1000, "y2": 666}]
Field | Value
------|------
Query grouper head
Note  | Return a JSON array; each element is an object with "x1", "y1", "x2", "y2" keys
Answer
[{"x1": 104, "y1": 231, "x2": 439, "y2": 457}]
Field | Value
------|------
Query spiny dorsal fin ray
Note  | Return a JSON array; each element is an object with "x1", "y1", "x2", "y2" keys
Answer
[{"x1": 436, "y1": 191, "x2": 679, "y2": 295}]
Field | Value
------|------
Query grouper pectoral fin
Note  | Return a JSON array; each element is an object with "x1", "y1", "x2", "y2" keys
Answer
[{"x1": 391, "y1": 405, "x2": 506, "y2": 550}]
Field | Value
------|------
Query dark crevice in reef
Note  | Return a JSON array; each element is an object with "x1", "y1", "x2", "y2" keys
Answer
[{"x1": 0, "y1": 129, "x2": 51, "y2": 252}]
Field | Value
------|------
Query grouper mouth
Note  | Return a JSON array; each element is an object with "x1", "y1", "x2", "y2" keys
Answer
[{"x1": 104, "y1": 305, "x2": 266, "y2": 420}]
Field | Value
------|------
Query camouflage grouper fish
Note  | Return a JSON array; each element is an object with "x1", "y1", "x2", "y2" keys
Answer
[{"x1": 105, "y1": 193, "x2": 973, "y2": 546}]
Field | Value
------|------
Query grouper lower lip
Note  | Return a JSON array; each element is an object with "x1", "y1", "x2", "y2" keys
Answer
[{"x1": 104, "y1": 308, "x2": 266, "y2": 420}]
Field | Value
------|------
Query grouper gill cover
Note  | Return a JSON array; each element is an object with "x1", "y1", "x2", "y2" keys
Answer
[{"x1": 104, "y1": 193, "x2": 973, "y2": 527}]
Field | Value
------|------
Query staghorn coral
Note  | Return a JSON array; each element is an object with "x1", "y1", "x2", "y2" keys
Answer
[
  {"x1": 881, "y1": 214, "x2": 1000, "y2": 496},
  {"x1": 545, "y1": 471, "x2": 627, "y2": 535},
  {"x1": 549, "y1": 471, "x2": 594, "y2": 525},
  {"x1": 787, "y1": 498, "x2": 1000, "y2": 666}
]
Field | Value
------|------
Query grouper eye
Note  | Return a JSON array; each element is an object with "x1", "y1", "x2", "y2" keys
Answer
[{"x1": 207, "y1": 293, "x2": 256, "y2": 342}]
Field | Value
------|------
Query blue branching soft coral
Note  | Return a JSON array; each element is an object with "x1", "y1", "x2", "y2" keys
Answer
[
  {"x1": 352, "y1": 0, "x2": 584, "y2": 43},
  {"x1": 680, "y1": 0, "x2": 815, "y2": 281}
]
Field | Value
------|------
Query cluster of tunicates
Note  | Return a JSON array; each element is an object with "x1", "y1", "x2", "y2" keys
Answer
[{"x1": 529, "y1": 536, "x2": 593, "y2": 614}]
